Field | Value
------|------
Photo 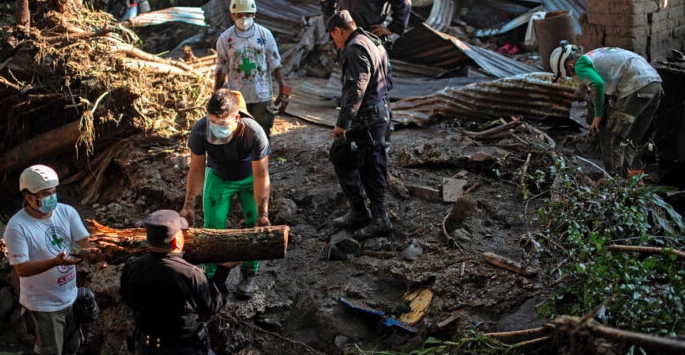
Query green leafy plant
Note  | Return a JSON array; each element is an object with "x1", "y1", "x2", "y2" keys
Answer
[{"x1": 538, "y1": 158, "x2": 685, "y2": 335}]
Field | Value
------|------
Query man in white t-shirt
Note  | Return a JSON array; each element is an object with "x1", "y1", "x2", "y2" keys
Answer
[
  {"x1": 214, "y1": 0, "x2": 288, "y2": 140},
  {"x1": 3, "y1": 164, "x2": 96, "y2": 355}
]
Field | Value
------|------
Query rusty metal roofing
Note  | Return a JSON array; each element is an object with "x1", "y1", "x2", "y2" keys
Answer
[
  {"x1": 391, "y1": 72, "x2": 582, "y2": 127},
  {"x1": 392, "y1": 23, "x2": 538, "y2": 78}
]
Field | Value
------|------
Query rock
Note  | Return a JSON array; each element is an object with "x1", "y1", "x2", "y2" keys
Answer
[
  {"x1": 328, "y1": 230, "x2": 361, "y2": 261},
  {"x1": 272, "y1": 198, "x2": 298, "y2": 225}
]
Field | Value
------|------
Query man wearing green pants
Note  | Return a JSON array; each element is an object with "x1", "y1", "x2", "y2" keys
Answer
[{"x1": 180, "y1": 88, "x2": 271, "y2": 299}]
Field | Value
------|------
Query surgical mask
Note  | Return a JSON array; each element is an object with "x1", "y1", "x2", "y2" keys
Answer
[
  {"x1": 235, "y1": 17, "x2": 254, "y2": 31},
  {"x1": 207, "y1": 120, "x2": 237, "y2": 145},
  {"x1": 209, "y1": 122, "x2": 233, "y2": 138},
  {"x1": 38, "y1": 194, "x2": 58, "y2": 213}
]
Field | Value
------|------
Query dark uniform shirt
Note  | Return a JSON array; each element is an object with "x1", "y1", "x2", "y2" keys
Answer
[
  {"x1": 119, "y1": 252, "x2": 224, "y2": 339},
  {"x1": 187, "y1": 116, "x2": 270, "y2": 181},
  {"x1": 325, "y1": 0, "x2": 411, "y2": 38},
  {"x1": 337, "y1": 28, "x2": 393, "y2": 129}
]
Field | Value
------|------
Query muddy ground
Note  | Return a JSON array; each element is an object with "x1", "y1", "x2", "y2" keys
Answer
[{"x1": 1, "y1": 77, "x2": 592, "y2": 354}]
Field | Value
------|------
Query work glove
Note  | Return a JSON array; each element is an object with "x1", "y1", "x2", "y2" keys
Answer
[{"x1": 274, "y1": 86, "x2": 291, "y2": 114}]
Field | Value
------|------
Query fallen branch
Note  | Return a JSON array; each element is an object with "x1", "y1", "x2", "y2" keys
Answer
[
  {"x1": 608, "y1": 244, "x2": 685, "y2": 259},
  {"x1": 485, "y1": 327, "x2": 546, "y2": 338},
  {"x1": 548, "y1": 316, "x2": 685, "y2": 354},
  {"x1": 520, "y1": 152, "x2": 532, "y2": 186},
  {"x1": 461, "y1": 116, "x2": 522, "y2": 139},
  {"x1": 482, "y1": 251, "x2": 539, "y2": 277}
]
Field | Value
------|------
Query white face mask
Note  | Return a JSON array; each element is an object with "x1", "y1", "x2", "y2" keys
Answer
[{"x1": 235, "y1": 17, "x2": 254, "y2": 31}]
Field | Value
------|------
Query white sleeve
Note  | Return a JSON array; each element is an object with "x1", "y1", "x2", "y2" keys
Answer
[{"x1": 3, "y1": 222, "x2": 30, "y2": 265}]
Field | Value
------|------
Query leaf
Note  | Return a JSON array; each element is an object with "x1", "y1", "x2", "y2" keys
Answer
[{"x1": 650, "y1": 193, "x2": 685, "y2": 233}]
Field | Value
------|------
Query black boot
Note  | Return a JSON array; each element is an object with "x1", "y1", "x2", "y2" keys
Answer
[
  {"x1": 237, "y1": 268, "x2": 256, "y2": 300},
  {"x1": 353, "y1": 203, "x2": 392, "y2": 240},
  {"x1": 212, "y1": 265, "x2": 231, "y2": 295},
  {"x1": 333, "y1": 200, "x2": 371, "y2": 230}
]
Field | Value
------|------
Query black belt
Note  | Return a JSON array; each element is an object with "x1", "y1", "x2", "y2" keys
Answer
[{"x1": 358, "y1": 98, "x2": 387, "y2": 114}]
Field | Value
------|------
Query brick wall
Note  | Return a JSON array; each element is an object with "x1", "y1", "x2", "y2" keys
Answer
[{"x1": 577, "y1": 0, "x2": 685, "y2": 61}]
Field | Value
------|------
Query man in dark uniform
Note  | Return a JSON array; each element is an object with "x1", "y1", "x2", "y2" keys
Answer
[
  {"x1": 326, "y1": 10, "x2": 393, "y2": 240},
  {"x1": 320, "y1": 0, "x2": 411, "y2": 51},
  {"x1": 119, "y1": 210, "x2": 225, "y2": 355}
]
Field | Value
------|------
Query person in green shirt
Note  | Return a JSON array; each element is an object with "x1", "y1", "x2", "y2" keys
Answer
[{"x1": 550, "y1": 41, "x2": 662, "y2": 178}]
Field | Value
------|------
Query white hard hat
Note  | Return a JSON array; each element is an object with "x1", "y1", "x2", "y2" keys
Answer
[
  {"x1": 19, "y1": 164, "x2": 59, "y2": 193},
  {"x1": 230, "y1": 0, "x2": 256, "y2": 13},
  {"x1": 550, "y1": 40, "x2": 581, "y2": 81}
]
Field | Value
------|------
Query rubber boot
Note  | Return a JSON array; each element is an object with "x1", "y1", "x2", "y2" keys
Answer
[
  {"x1": 332, "y1": 200, "x2": 371, "y2": 230},
  {"x1": 237, "y1": 268, "x2": 256, "y2": 300},
  {"x1": 353, "y1": 203, "x2": 392, "y2": 240},
  {"x1": 212, "y1": 265, "x2": 231, "y2": 295}
]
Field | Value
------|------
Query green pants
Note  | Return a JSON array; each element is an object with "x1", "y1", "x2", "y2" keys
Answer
[
  {"x1": 203, "y1": 168, "x2": 259, "y2": 273},
  {"x1": 599, "y1": 82, "x2": 662, "y2": 177}
]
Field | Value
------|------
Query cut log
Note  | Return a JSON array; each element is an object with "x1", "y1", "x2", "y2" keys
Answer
[
  {"x1": 84, "y1": 220, "x2": 289, "y2": 265},
  {"x1": 482, "y1": 252, "x2": 539, "y2": 277},
  {"x1": 0, "y1": 120, "x2": 80, "y2": 175}
]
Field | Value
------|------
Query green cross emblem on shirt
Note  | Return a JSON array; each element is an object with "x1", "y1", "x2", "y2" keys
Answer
[
  {"x1": 238, "y1": 57, "x2": 257, "y2": 76},
  {"x1": 51, "y1": 233, "x2": 64, "y2": 249}
]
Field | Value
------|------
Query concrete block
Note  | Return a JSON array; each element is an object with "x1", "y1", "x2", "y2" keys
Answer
[
  {"x1": 405, "y1": 183, "x2": 441, "y2": 202},
  {"x1": 587, "y1": 13, "x2": 647, "y2": 27},
  {"x1": 588, "y1": 0, "x2": 610, "y2": 14},
  {"x1": 609, "y1": 1, "x2": 636, "y2": 14},
  {"x1": 605, "y1": 25, "x2": 648, "y2": 38},
  {"x1": 442, "y1": 178, "x2": 468, "y2": 203}
]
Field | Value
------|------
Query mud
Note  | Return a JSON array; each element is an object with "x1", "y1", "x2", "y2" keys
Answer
[{"x1": 1, "y1": 109, "x2": 562, "y2": 354}]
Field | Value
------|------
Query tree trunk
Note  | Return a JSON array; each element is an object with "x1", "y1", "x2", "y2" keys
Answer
[
  {"x1": 84, "y1": 220, "x2": 290, "y2": 265},
  {"x1": 16, "y1": 0, "x2": 30, "y2": 31}
]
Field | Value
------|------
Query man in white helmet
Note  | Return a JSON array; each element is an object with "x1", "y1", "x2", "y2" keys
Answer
[
  {"x1": 214, "y1": 0, "x2": 288, "y2": 141},
  {"x1": 550, "y1": 41, "x2": 663, "y2": 178},
  {"x1": 3, "y1": 164, "x2": 96, "y2": 355}
]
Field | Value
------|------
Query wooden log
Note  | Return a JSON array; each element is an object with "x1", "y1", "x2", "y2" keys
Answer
[
  {"x1": 84, "y1": 220, "x2": 289, "y2": 265},
  {"x1": 482, "y1": 251, "x2": 539, "y2": 277},
  {"x1": 0, "y1": 120, "x2": 80, "y2": 175}
]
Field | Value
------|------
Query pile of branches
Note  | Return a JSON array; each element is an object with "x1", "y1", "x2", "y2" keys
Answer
[{"x1": 0, "y1": 1, "x2": 212, "y2": 194}]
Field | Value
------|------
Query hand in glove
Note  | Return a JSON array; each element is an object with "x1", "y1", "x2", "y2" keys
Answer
[{"x1": 274, "y1": 86, "x2": 291, "y2": 114}]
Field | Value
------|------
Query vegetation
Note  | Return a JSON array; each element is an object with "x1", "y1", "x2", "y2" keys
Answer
[{"x1": 538, "y1": 157, "x2": 685, "y2": 335}]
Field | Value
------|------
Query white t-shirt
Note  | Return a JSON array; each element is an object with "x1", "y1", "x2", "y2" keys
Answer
[
  {"x1": 215, "y1": 23, "x2": 282, "y2": 103},
  {"x1": 3, "y1": 203, "x2": 89, "y2": 312}
]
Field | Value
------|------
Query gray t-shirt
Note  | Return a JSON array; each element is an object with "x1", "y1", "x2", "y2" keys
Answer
[{"x1": 188, "y1": 116, "x2": 270, "y2": 181}]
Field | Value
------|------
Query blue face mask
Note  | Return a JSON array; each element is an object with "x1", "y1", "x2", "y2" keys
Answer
[
  {"x1": 209, "y1": 122, "x2": 234, "y2": 139},
  {"x1": 38, "y1": 194, "x2": 58, "y2": 214}
]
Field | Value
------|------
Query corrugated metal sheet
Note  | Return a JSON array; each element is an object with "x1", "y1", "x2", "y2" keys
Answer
[
  {"x1": 393, "y1": 23, "x2": 537, "y2": 78},
  {"x1": 391, "y1": 72, "x2": 582, "y2": 127},
  {"x1": 285, "y1": 72, "x2": 493, "y2": 127},
  {"x1": 126, "y1": 7, "x2": 207, "y2": 28},
  {"x1": 202, "y1": 0, "x2": 320, "y2": 39}
]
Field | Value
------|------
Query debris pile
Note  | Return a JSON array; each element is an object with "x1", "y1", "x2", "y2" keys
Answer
[{"x1": 0, "y1": 1, "x2": 211, "y2": 203}]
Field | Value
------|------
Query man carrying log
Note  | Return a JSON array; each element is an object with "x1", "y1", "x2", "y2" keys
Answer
[
  {"x1": 119, "y1": 209, "x2": 225, "y2": 355},
  {"x1": 180, "y1": 89, "x2": 270, "y2": 299}
]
